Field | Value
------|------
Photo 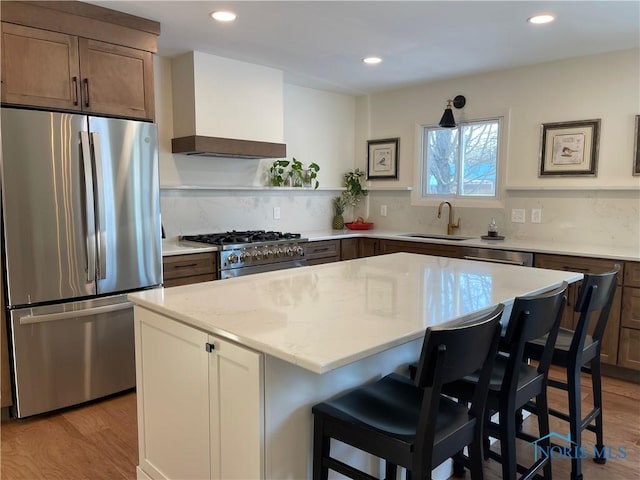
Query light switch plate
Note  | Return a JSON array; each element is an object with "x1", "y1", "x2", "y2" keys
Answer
[
  {"x1": 511, "y1": 209, "x2": 526, "y2": 223},
  {"x1": 531, "y1": 209, "x2": 542, "y2": 223},
  {"x1": 273, "y1": 207, "x2": 281, "y2": 219},
  {"x1": 380, "y1": 205, "x2": 388, "y2": 217}
]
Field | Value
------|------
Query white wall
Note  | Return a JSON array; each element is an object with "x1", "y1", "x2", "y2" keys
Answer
[
  {"x1": 157, "y1": 49, "x2": 639, "y2": 251},
  {"x1": 358, "y1": 49, "x2": 640, "y2": 249},
  {"x1": 154, "y1": 56, "x2": 356, "y2": 237}
]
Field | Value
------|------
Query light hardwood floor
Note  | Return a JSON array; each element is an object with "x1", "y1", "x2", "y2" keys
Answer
[{"x1": 1, "y1": 368, "x2": 638, "y2": 480}]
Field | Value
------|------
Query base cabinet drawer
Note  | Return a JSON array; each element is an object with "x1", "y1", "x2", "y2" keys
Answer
[
  {"x1": 379, "y1": 239, "x2": 461, "y2": 258},
  {"x1": 306, "y1": 240, "x2": 340, "y2": 265},
  {"x1": 163, "y1": 253, "x2": 217, "y2": 286}
]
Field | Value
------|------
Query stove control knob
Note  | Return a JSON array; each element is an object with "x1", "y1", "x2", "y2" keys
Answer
[
  {"x1": 227, "y1": 253, "x2": 239, "y2": 264},
  {"x1": 295, "y1": 246, "x2": 304, "y2": 256},
  {"x1": 273, "y1": 248, "x2": 281, "y2": 257},
  {"x1": 239, "y1": 251, "x2": 251, "y2": 262},
  {"x1": 286, "y1": 247, "x2": 295, "y2": 257},
  {"x1": 252, "y1": 249, "x2": 263, "y2": 260},
  {"x1": 264, "y1": 249, "x2": 273, "y2": 258}
]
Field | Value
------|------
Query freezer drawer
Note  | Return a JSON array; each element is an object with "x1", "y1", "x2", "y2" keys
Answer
[{"x1": 9, "y1": 295, "x2": 135, "y2": 418}]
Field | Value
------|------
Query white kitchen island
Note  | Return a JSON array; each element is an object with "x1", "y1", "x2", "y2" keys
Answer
[{"x1": 129, "y1": 253, "x2": 581, "y2": 480}]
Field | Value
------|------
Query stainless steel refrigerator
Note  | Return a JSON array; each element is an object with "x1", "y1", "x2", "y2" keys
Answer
[{"x1": 1, "y1": 107, "x2": 162, "y2": 418}]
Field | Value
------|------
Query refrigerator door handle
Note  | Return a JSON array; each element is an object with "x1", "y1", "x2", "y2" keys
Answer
[
  {"x1": 19, "y1": 301, "x2": 133, "y2": 325},
  {"x1": 80, "y1": 131, "x2": 96, "y2": 282},
  {"x1": 91, "y1": 132, "x2": 107, "y2": 280}
]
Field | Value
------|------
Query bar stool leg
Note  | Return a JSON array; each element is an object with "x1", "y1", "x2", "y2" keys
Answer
[
  {"x1": 591, "y1": 358, "x2": 607, "y2": 465},
  {"x1": 568, "y1": 366, "x2": 583, "y2": 480},
  {"x1": 312, "y1": 416, "x2": 330, "y2": 480},
  {"x1": 499, "y1": 403, "x2": 518, "y2": 480},
  {"x1": 536, "y1": 390, "x2": 552, "y2": 479}
]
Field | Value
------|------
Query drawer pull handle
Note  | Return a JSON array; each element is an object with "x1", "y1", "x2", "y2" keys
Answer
[
  {"x1": 174, "y1": 263, "x2": 198, "y2": 268},
  {"x1": 312, "y1": 247, "x2": 330, "y2": 253},
  {"x1": 564, "y1": 266, "x2": 590, "y2": 273}
]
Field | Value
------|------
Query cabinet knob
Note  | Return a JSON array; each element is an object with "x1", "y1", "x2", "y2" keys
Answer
[{"x1": 205, "y1": 343, "x2": 215, "y2": 352}]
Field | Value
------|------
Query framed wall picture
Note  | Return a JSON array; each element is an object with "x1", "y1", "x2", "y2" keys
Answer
[
  {"x1": 634, "y1": 115, "x2": 640, "y2": 176},
  {"x1": 539, "y1": 119, "x2": 600, "y2": 176},
  {"x1": 367, "y1": 137, "x2": 399, "y2": 180}
]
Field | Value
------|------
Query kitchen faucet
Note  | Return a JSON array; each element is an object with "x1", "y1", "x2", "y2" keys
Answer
[{"x1": 437, "y1": 201, "x2": 460, "y2": 235}]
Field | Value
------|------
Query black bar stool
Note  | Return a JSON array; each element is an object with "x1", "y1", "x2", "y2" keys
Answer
[
  {"x1": 524, "y1": 266, "x2": 620, "y2": 480},
  {"x1": 311, "y1": 304, "x2": 504, "y2": 480},
  {"x1": 442, "y1": 283, "x2": 567, "y2": 480}
]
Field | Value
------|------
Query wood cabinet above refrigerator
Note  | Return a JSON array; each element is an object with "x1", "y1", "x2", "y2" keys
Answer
[{"x1": 1, "y1": 1, "x2": 159, "y2": 121}]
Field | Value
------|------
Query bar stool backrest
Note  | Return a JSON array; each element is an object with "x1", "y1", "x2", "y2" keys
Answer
[{"x1": 572, "y1": 265, "x2": 620, "y2": 354}]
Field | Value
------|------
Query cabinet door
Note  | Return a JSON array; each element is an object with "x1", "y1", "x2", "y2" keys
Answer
[
  {"x1": 79, "y1": 38, "x2": 154, "y2": 120},
  {"x1": 340, "y1": 238, "x2": 359, "y2": 260},
  {"x1": 136, "y1": 308, "x2": 211, "y2": 480},
  {"x1": 618, "y1": 328, "x2": 640, "y2": 370},
  {"x1": 359, "y1": 238, "x2": 379, "y2": 258},
  {"x1": 209, "y1": 336, "x2": 263, "y2": 480},
  {"x1": 1, "y1": 23, "x2": 80, "y2": 110}
]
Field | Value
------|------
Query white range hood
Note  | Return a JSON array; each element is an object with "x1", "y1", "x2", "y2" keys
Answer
[{"x1": 171, "y1": 51, "x2": 286, "y2": 158}]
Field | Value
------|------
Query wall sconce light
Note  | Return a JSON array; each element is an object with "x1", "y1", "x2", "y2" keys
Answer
[{"x1": 438, "y1": 95, "x2": 466, "y2": 128}]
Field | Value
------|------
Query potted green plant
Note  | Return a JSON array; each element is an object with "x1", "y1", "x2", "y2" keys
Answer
[
  {"x1": 302, "y1": 162, "x2": 320, "y2": 189},
  {"x1": 342, "y1": 168, "x2": 368, "y2": 207},
  {"x1": 268, "y1": 159, "x2": 290, "y2": 186},
  {"x1": 288, "y1": 157, "x2": 305, "y2": 187}
]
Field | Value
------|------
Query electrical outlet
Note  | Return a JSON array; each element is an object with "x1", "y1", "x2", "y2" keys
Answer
[
  {"x1": 531, "y1": 209, "x2": 542, "y2": 224},
  {"x1": 380, "y1": 205, "x2": 388, "y2": 217},
  {"x1": 273, "y1": 207, "x2": 281, "y2": 220},
  {"x1": 511, "y1": 208, "x2": 526, "y2": 223}
]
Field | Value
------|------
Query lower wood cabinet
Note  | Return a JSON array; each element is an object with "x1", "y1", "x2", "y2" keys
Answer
[
  {"x1": 619, "y1": 261, "x2": 640, "y2": 370},
  {"x1": 305, "y1": 240, "x2": 341, "y2": 265},
  {"x1": 340, "y1": 238, "x2": 358, "y2": 260},
  {"x1": 135, "y1": 307, "x2": 263, "y2": 480},
  {"x1": 162, "y1": 252, "x2": 217, "y2": 287},
  {"x1": 379, "y1": 239, "x2": 461, "y2": 258}
]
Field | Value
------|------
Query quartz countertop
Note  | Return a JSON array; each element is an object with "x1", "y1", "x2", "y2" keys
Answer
[
  {"x1": 130, "y1": 253, "x2": 581, "y2": 374},
  {"x1": 162, "y1": 231, "x2": 639, "y2": 261},
  {"x1": 303, "y1": 230, "x2": 640, "y2": 262},
  {"x1": 161, "y1": 238, "x2": 219, "y2": 256}
]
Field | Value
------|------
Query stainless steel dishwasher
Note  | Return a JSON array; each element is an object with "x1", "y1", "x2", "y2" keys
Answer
[{"x1": 461, "y1": 247, "x2": 533, "y2": 267}]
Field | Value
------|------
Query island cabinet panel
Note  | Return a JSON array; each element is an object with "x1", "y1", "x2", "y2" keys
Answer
[
  {"x1": 135, "y1": 307, "x2": 264, "y2": 480},
  {"x1": 162, "y1": 252, "x2": 217, "y2": 287},
  {"x1": 534, "y1": 254, "x2": 622, "y2": 366},
  {"x1": 209, "y1": 334, "x2": 263, "y2": 480},
  {"x1": 378, "y1": 239, "x2": 461, "y2": 258},
  {"x1": 135, "y1": 307, "x2": 211, "y2": 480},
  {"x1": 305, "y1": 240, "x2": 341, "y2": 265},
  {"x1": 620, "y1": 261, "x2": 640, "y2": 370}
]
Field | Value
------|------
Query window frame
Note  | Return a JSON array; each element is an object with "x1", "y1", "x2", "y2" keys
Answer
[{"x1": 412, "y1": 112, "x2": 508, "y2": 209}]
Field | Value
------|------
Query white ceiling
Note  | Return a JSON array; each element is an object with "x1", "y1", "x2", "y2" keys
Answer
[{"x1": 90, "y1": 1, "x2": 640, "y2": 95}]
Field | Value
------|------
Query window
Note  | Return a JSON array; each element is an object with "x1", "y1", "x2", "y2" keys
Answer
[{"x1": 422, "y1": 119, "x2": 500, "y2": 198}]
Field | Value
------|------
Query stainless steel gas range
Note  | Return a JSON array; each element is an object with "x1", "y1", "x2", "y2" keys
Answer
[{"x1": 181, "y1": 230, "x2": 307, "y2": 279}]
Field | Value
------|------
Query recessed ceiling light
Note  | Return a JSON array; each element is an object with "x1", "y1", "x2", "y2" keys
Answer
[
  {"x1": 527, "y1": 14, "x2": 555, "y2": 25},
  {"x1": 210, "y1": 11, "x2": 237, "y2": 22},
  {"x1": 363, "y1": 57, "x2": 382, "y2": 65}
]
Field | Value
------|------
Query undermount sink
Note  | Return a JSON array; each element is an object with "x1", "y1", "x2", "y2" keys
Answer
[{"x1": 401, "y1": 233, "x2": 476, "y2": 241}]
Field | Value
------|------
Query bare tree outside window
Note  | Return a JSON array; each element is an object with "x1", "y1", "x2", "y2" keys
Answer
[{"x1": 423, "y1": 119, "x2": 499, "y2": 198}]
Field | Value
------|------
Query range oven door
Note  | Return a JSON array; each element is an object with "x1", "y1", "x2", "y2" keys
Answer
[{"x1": 220, "y1": 259, "x2": 306, "y2": 279}]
